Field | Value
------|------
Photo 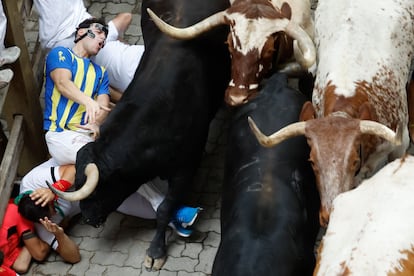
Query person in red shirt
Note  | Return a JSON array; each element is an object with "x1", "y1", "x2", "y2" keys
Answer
[
  {"x1": 0, "y1": 250, "x2": 17, "y2": 276},
  {"x1": 0, "y1": 199, "x2": 49, "y2": 274}
]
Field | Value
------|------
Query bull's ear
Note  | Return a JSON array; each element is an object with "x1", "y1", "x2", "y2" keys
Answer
[
  {"x1": 300, "y1": 101, "x2": 315, "y2": 121},
  {"x1": 280, "y1": 2, "x2": 292, "y2": 20}
]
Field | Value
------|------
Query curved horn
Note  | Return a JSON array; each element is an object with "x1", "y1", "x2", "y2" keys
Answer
[
  {"x1": 359, "y1": 120, "x2": 403, "y2": 146},
  {"x1": 271, "y1": 18, "x2": 316, "y2": 69},
  {"x1": 146, "y1": 8, "x2": 227, "y2": 40},
  {"x1": 46, "y1": 163, "x2": 99, "y2": 202},
  {"x1": 248, "y1": 116, "x2": 307, "y2": 147}
]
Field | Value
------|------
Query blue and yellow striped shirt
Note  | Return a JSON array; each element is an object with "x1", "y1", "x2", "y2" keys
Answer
[{"x1": 43, "y1": 47, "x2": 110, "y2": 132}]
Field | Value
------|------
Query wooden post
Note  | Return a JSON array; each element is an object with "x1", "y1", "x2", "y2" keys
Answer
[
  {"x1": 2, "y1": 0, "x2": 48, "y2": 176},
  {"x1": 0, "y1": 115, "x2": 24, "y2": 223}
]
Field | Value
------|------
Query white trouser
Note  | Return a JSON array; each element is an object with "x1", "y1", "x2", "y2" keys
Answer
[{"x1": 45, "y1": 130, "x2": 94, "y2": 165}]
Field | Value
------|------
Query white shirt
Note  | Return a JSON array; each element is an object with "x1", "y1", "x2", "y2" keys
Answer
[
  {"x1": 33, "y1": 0, "x2": 91, "y2": 49},
  {"x1": 93, "y1": 40, "x2": 144, "y2": 92}
]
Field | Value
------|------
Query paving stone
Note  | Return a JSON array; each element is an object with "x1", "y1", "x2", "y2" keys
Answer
[
  {"x1": 196, "y1": 218, "x2": 221, "y2": 233},
  {"x1": 182, "y1": 242, "x2": 203, "y2": 259},
  {"x1": 125, "y1": 240, "x2": 150, "y2": 268},
  {"x1": 103, "y1": 265, "x2": 141, "y2": 275},
  {"x1": 103, "y1": 3, "x2": 135, "y2": 14},
  {"x1": 203, "y1": 231, "x2": 221, "y2": 248},
  {"x1": 85, "y1": 264, "x2": 107, "y2": 275},
  {"x1": 162, "y1": 256, "x2": 199, "y2": 273},
  {"x1": 68, "y1": 222, "x2": 104, "y2": 238},
  {"x1": 195, "y1": 246, "x2": 218, "y2": 274},
  {"x1": 88, "y1": 2, "x2": 106, "y2": 17},
  {"x1": 79, "y1": 236, "x2": 115, "y2": 252},
  {"x1": 67, "y1": 250, "x2": 95, "y2": 275},
  {"x1": 91, "y1": 250, "x2": 128, "y2": 266}
]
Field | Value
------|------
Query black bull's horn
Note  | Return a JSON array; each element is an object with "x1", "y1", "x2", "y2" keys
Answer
[
  {"x1": 146, "y1": 8, "x2": 316, "y2": 69},
  {"x1": 46, "y1": 163, "x2": 99, "y2": 201},
  {"x1": 247, "y1": 116, "x2": 403, "y2": 147}
]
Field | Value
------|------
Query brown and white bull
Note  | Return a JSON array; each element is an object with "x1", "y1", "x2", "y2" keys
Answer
[
  {"x1": 146, "y1": 0, "x2": 316, "y2": 106},
  {"x1": 249, "y1": 0, "x2": 414, "y2": 226},
  {"x1": 314, "y1": 155, "x2": 414, "y2": 276}
]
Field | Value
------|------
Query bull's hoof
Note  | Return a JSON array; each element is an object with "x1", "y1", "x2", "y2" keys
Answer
[{"x1": 144, "y1": 254, "x2": 167, "y2": 271}]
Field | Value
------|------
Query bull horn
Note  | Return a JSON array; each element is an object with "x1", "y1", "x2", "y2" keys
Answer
[
  {"x1": 272, "y1": 18, "x2": 316, "y2": 69},
  {"x1": 248, "y1": 116, "x2": 307, "y2": 147},
  {"x1": 46, "y1": 163, "x2": 99, "y2": 202},
  {"x1": 359, "y1": 120, "x2": 403, "y2": 146},
  {"x1": 146, "y1": 8, "x2": 227, "y2": 40}
]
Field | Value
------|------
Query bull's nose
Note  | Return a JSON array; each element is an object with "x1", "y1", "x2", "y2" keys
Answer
[
  {"x1": 225, "y1": 87, "x2": 249, "y2": 106},
  {"x1": 319, "y1": 207, "x2": 330, "y2": 228}
]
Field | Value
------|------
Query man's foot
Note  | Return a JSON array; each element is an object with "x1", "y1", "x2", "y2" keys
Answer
[
  {"x1": 0, "y1": 69, "x2": 13, "y2": 89},
  {"x1": 174, "y1": 206, "x2": 202, "y2": 228},
  {"x1": 168, "y1": 220, "x2": 193, "y2": 237},
  {"x1": 0, "y1": 46, "x2": 21, "y2": 67}
]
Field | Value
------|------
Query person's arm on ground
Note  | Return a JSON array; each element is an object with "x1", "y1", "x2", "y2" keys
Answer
[
  {"x1": 39, "y1": 217, "x2": 80, "y2": 264},
  {"x1": 22, "y1": 231, "x2": 50, "y2": 261}
]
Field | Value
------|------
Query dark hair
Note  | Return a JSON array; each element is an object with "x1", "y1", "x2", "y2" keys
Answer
[
  {"x1": 18, "y1": 194, "x2": 50, "y2": 222},
  {"x1": 76, "y1": 18, "x2": 108, "y2": 36}
]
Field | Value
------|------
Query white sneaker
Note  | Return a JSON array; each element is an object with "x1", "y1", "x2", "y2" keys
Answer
[
  {"x1": 0, "y1": 69, "x2": 13, "y2": 89},
  {"x1": 0, "y1": 46, "x2": 21, "y2": 67}
]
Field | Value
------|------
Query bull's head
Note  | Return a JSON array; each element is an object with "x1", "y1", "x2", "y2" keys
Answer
[
  {"x1": 248, "y1": 104, "x2": 403, "y2": 227},
  {"x1": 146, "y1": 0, "x2": 315, "y2": 106}
]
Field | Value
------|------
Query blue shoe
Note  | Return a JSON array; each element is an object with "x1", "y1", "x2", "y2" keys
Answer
[
  {"x1": 174, "y1": 206, "x2": 202, "y2": 228},
  {"x1": 169, "y1": 220, "x2": 193, "y2": 237}
]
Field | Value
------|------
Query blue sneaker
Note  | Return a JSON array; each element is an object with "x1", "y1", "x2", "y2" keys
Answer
[
  {"x1": 169, "y1": 220, "x2": 193, "y2": 237},
  {"x1": 174, "y1": 206, "x2": 202, "y2": 228}
]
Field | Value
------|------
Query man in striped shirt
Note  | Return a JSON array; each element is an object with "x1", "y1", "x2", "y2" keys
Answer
[{"x1": 43, "y1": 18, "x2": 111, "y2": 165}]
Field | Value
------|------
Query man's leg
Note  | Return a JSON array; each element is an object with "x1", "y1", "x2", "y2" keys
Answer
[
  {"x1": 117, "y1": 192, "x2": 157, "y2": 219},
  {"x1": 45, "y1": 130, "x2": 93, "y2": 165},
  {"x1": 11, "y1": 247, "x2": 31, "y2": 274}
]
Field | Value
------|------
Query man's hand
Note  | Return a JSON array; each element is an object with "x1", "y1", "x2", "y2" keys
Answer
[
  {"x1": 39, "y1": 217, "x2": 64, "y2": 236},
  {"x1": 76, "y1": 123, "x2": 100, "y2": 139},
  {"x1": 84, "y1": 98, "x2": 110, "y2": 124},
  {"x1": 30, "y1": 188, "x2": 55, "y2": 207}
]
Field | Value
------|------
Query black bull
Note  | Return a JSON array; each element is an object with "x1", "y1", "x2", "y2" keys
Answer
[
  {"x1": 212, "y1": 73, "x2": 320, "y2": 276},
  {"x1": 73, "y1": 0, "x2": 231, "y2": 270}
]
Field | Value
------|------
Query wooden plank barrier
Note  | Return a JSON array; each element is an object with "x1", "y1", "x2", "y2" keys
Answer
[
  {"x1": 0, "y1": 115, "x2": 24, "y2": 223},
  {"x1": 2, "y1": 0, "x2": 47, "y2": 173}
]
